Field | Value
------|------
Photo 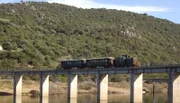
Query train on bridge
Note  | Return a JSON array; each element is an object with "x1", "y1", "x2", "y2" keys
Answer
[{"x1": 61, "y1": 55, "x2": 140, "y2": 69}]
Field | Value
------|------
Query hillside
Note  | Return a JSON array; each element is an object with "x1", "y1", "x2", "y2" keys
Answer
[{"x1": 0, "y1": 2, "x2": 180, "y2": 69}]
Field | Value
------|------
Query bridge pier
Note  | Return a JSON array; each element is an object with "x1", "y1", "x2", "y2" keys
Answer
[
  {"x1": 40, "y1": 74, "x2": 49, "y2": 103},
  {"x1": 97, "y1": 73, "x2": 108, "y2": 101},
  {"x1": 130, "y1": 73, "x2": 143, "y2": 103},
  {"x1": 13, "y1": 75, "x2": 23, "y2": 103},
  {"x1": 168, "y1": 72, "x2": 180, "y2": 103},
  {"x1": 14, "y1": 75, "x2": 23, "y2": 96},
  {"x1": 68, "y1": 74, "x2": 78, "y2": 99},
  {"x1": 14, "y1": 95, "x2": 22, "y2": 103}
]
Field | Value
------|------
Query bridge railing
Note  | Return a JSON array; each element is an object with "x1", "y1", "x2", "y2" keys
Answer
[
  {"x1": 0, "y1": 68, "x2": 56, "y2": 72},
  {"x1": 0, "y1": 63, "x2": 180, "y2": 72},
  {"x1": 141, "y1": 62, "x2": 180, "y2": 67}
]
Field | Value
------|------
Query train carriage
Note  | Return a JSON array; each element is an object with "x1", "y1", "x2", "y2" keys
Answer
[
  {"x1": 61, "y1": 59, "x2": 86, "y2": 69},
  {"x1": 86, "y1": 57, "x2": 114, "y2": 68}
]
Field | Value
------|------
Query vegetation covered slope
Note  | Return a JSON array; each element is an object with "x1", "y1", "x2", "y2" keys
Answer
[{"x1": 0, "y1": 2, "x2": 180, "y2": 69}]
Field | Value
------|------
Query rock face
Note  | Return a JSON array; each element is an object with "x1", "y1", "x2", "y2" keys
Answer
[{"x1": 0, "y1": 45, "x2": 3, "y2": 51}]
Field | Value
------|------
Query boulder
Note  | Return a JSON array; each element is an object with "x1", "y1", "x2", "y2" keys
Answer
[{"x1": 29, "y1": 90, "x2": 40, "y2": 97}]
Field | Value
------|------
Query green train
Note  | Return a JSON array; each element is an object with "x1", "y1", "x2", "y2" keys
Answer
[{"x1": 61, "y1": 55, "x2": 140, "y2": 69}]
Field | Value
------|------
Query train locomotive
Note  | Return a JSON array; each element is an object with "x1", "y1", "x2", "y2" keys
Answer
[{"x1": 61, "y1": 55, "x2": 140, "y2": 69}]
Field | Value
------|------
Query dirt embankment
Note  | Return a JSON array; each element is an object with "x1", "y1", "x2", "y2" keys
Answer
[{"x1": 0, "y1": 79, "x2": 167, "y2": 96}]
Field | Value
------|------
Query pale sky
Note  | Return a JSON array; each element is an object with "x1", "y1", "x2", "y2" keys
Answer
[{"x1": 0, "y1": 0, "x2": 180, "y2": 24}]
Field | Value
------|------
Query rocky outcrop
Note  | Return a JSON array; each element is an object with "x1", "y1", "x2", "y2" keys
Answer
[{"x1": 0, "y1": 91, "x2": 12, "y2": 96}]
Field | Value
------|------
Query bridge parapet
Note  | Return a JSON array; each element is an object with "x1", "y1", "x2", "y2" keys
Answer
[{"x1": 0, "y1": 65, "x2": 180, "y2": 75}]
